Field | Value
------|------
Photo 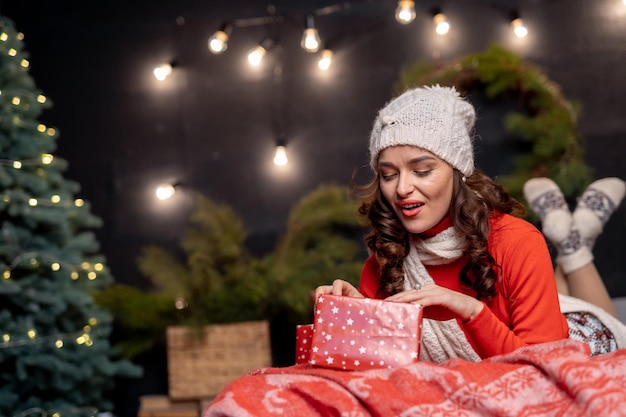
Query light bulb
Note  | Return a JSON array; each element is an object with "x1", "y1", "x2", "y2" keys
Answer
[
  {"x1": 153, "y1": 63, "x2": 173, "y2": 81},
  {"x1": 247, "y1": 45, "x2": 267, "y2": 66},
  {"x1": 208, "y1": 30, "x2": 229, "y2": 54},
  {"x1": 318, "y1": 49, "x2": 333, "y2": 71},
  {"x1": 273, "y1": 145, "x2": 288, "y2": 166},
  {"x1": 41, "y1": 153, "x2": 53, "y2": 164},
  {"x1": 395, "y1": 0, "x2": 416, "y2": 24},
  {"x1": 155, "y1": 184, "x2": 176, "y2": 200},
  {"x1": 511, "y1": 18, "x2": 528, "y2": 38},
  {"x1": 433, "y1": 13, "x2": 449, "y2": 35},
  {"x1": 301, "y1": 15, "x2": 321, "y2": 53},
  {"x1": 175, "y1": 295, "x2": 188, "y2": 310},
  {"x1": 301, "y1": 29, "x2": 321, "y2": 52}
]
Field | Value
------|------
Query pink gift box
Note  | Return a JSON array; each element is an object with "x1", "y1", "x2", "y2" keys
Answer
[{"x1": 309, "y1": 294, "x2": 423, "y2": 371}]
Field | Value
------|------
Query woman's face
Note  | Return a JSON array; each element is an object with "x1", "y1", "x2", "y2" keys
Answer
[{"x1": 377, "y1": 145, "x2": 454, "y2": 235}]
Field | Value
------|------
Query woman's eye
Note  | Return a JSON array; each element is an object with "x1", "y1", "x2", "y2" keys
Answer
[
  {"x1": 415, "y1": 170, "x2": 432, "y2": 177},
  {"x1": 381, "y1": 173, "x2": 396, "y2": 181}
]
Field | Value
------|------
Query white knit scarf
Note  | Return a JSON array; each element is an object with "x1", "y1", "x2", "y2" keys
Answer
[{"x1": 403, "y1": 226, "x2": 482, "y2": 363}]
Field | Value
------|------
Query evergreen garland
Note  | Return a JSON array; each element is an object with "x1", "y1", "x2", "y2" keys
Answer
[{"x1": 394, "y1": 44, "x2": 593, "y2": 205}]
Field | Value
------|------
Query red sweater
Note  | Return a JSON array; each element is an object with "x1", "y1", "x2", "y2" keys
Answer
[{"x1": 358, "y1": 213, "x2": 569, "y2": 359}]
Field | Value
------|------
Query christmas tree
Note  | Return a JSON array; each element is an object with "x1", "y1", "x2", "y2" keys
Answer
[{"x1": 0, "y1": 16, "x2": 140, "y2": 417}]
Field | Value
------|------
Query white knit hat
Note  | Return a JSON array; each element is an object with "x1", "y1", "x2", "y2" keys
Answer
[{"x1": 369, "y1": 85, "x2": 476, "y2": 177}]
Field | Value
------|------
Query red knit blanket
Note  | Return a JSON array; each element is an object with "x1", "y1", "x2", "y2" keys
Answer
[{"x1": 203, "y1": 339, "x2": 626, "y2": 416}]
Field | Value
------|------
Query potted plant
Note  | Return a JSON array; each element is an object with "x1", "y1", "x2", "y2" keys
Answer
[{"x1": 96, "y1": 184, "x2": 366, "y2": 401}]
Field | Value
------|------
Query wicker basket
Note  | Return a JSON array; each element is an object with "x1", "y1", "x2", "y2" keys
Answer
[{"x1": 166, "y1": 321, "x2": 272, "y2": 400}]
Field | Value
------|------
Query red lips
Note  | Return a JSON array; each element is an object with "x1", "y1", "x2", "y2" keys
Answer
[{"x1": 397, "y1": 200, "x2": 424, "y2": 218}]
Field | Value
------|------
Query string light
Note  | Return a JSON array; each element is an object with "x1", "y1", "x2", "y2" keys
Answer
[
  {"x1": 0, "y1": 154, "x2": 91, "y2": 210},
  {"x1": 12, "y1": 87, "x2": 50, "y2": 114},
  {"x1": 155, "y1": 183, "x2": 177, "y2": 200},
  {"x1": 201, "y1": 1, "x2": 555, "y2": 73},
  {"x1": 0, "y1": 141, "x2": 56, "y2": 169},
  {"x1": 511, "y1": 18, "x2": 528, "y2": 38},
  {"x1": 0, "y1": 248, "x2": 106, "y2": 283},
  {"x1": 41, "y1": 153, "x2": 54, "y2": 164},
  {"x1": 510, "y1": 11, "x2": 529, "y2": 38},
  {"x1": 318, "y1": 48, "x2": 334, "y2": 71},
  {"x1": 247, "y1": 45, "x2": 266, "y2": 66},
  {"x1": 301, "y1": 15, "x2": 321, "y2": 53},
  {"x1": 395, "y1": 0, "x2": 416, "y2": 24},
  {"x1": 208, "y1": 23, "x2": 232, "y2": 54},
  {"x1": 1, "y1": 190, "x2": 88, "y2": 209},
  {"x1": 247, "y1": 38, "x2": 274, "y2": 66},
  {"x1": 273, "y1": 145, "x2": 288, "y2": 166},
  {"x1": 35, "y1": 123, "x2": 57, "y2": 136},
  {"x1": 0, "y1": 325, "x2": 99, "y2": 350},
  {"x1": 433, "y1": 11, "x2": 450, "y2": 35},
  {"x1": 153, "y1": 62, "x2": 174, "y2": 81},
  {"x1": 175, "y1": 295, "x2": 188, "y2": 310},
  {"x1": 273, "y1": 138, "x2": 288, "y2": 166},
  {"x1": 203, "y1": 2, "x2": 395, "y2": 64}
]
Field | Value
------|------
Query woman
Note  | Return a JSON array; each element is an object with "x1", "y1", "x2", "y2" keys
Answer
[{"x1": 316, "y1": 85, "x2": 626, "y2": 362}]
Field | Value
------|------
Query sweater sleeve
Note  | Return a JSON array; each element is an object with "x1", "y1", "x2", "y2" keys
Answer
[
  {"x1": 358, "y1": 255, "x2": 383, "y2": 299},
  {"x1": 461, "y1": 216, "x2": 569, "y2": 358}
]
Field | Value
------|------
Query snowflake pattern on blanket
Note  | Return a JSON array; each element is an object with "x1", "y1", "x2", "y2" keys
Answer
[{"x1": 203, "y1": 339, "x2": 626, "y2": 417}]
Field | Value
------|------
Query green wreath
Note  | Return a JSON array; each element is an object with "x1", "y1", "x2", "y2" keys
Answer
[{"x1": 394, "y1": 44, "x2": 592, "y2": 210}]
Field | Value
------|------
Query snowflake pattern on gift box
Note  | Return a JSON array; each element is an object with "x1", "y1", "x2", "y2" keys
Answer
[{"x1": 309, "y1": 295, "x2": 422, "y2": 371}]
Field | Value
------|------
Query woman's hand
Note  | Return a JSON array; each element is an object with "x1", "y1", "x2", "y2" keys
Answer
[
  {"x1": 385, "y1": 283, "x2": 484, "y2": 322},
  {"x1": 315, "y1": 279, "x2": 364, "y2": 299}
]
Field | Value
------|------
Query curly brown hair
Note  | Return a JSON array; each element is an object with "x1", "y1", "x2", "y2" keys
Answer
[{"x1": 353, "y1": 169, "x2": 524, "y2": 299}]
